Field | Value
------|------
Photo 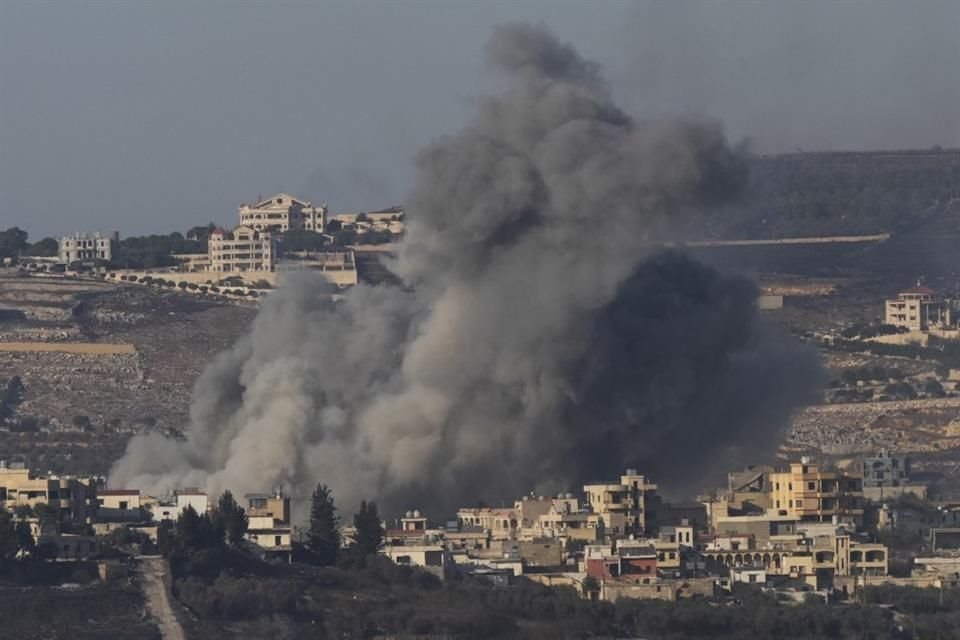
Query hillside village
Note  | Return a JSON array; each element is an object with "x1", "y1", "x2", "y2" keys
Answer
[{"x1": 4, "y1": 166, "x2": 960, "y2": 636}]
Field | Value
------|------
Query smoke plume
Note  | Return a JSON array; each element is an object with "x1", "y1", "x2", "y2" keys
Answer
[{"x1": 110, "y1": 23, "x2": 820, "y2": 516}]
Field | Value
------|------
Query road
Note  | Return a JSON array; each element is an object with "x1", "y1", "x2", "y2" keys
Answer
[{"x1": 138, "y1": 556, "x2": 186, "y2": 640}]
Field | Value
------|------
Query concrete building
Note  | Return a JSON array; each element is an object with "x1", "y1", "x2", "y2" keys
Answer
[
  {"x1": 457, "y1": 507, "x2": 518, "y2": 541},
  {"x1": 0, "y1": 461, "x2": 97, "y2": 523},
  {"x1": 58, "y1": 232, "x2": 114, "y2": 264},
  {"x1": 239, "y1": 193, "x2": 325, "y2": 233},
  {"x1": 382, "y1": 543, "x2": 451, "y2": 578},
  {"x1": 96, "y1": 489, "x2": 145, "y2": 522},
  {"x1": 885, "y1": 283, "x2": 953, "y2": 331},
  {"x1": 276, "y1": 249, "x2": 359, "y2": 287},
  {"x1": 584, "y1": 470, "x2": 658, "y2": 537},
  {"x1": 208, "y1": 225, "x2": 276, "y2": 273},
  {"x1": 769, "y1": 458, "x2": 864, "y2": 525},
  {"x1": 861, "y1": 450, "x2": 926, "y2": 501},
  {"x1": 330, "y1": 207, "x2": 405, "y2": 235},
  {"x1": 245, "y1": 491, "x2": 293, "y2": 558}
]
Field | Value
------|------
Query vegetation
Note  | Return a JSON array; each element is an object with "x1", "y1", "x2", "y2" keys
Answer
[
  {"x1": 717, "y1": 150, "x2": 960, "y2": 239},
  {"x1": 0, "y1": 376, "x2": 24, "y2": 424},
  {"x1": 307, "y1": 483, "x2": 340, "y2": 566},
  {"x1": 0, "y1": 227, "x2": 59, "y2": 260},
  {"x1": 212, "y1": 490, "x2": 248, "y2": 547},
  {"x1": 351, "y1": 499, "x2": 385, "y2": 563}
]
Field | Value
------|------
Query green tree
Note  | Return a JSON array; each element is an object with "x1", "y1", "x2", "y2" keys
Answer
[
  {"x1": 352, "y1": 500, "x2": 384, "y2": 561},
  {"x1": 27, "y1": 237, "x2": 58, "y2": 257},
  {"x1": 15, "y1": 520, "x2": 35, "y2": 556},
  {"x1": 0, "y1": 227, "x2": 29, "y2": 259},
  {"x1": 0, "y1": 511, "x2": 18, "y2": 560},
  {"x1": 213, "y1": 490, "x2": 248, "y2": 547},
  {"x1": 307, "y1": 483, "x2": 340, "y2": 565}
]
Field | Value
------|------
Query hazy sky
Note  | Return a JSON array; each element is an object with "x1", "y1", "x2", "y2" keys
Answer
[{"x1": 1, "y1": 1, "x2": 958, "y2": 238}]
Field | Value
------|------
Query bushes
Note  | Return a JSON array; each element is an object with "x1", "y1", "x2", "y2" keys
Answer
[{"x1": 175, "y1": 575, "x2": 298, "y2": 619}]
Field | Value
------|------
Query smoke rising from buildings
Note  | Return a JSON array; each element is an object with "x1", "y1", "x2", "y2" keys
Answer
[{"x1": 110, "y1": 23, "x2": 821, "y2": 516}]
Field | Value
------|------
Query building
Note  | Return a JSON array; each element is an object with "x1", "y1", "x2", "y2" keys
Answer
[
  {"x1": 583, "y1": 470, "x2": 658, "y2": 537},
  {"x1": 861, "y1": 450, "x2": 926, "y2": 501},
  {"x1": 276, "y1": 249, "x2": 358, "y2": 287},
  {"x1": 884, "y1": 283, "x2": 953, "y2": 331},
  {"x1": 330, "y1": 207, "x2": 405, "y2": 235},
  {"x1": 58, "y1": 232, "x2": 114, "y2": 264},
  {"x1": 238, "y1": 193, "x2": 325, "y2": 233},
  {"x1": 0, "y1": 461, "x2": 97, "y2": 523},
  {"x1": 245, "y1": 491, "x2": 293, "y2": 559},
  {"x1": 457, "y1": 507, "x2": 518, "y2": 541},
  {"x1": 768, "y1": 458, "x2": 864, "y2": 525},
  {"x1": 207, "y1": 225, "x2": 276, "y2": 273},
  {"x1": 96, "y1": 489, "x2": 145, "y2": 522}
]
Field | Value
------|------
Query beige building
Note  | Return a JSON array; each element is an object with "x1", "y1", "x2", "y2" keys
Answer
[
  {"x1": 457, "y1": 507, "x2": 518, "y2": 541},
  {"x1": 0, "y1": 462, "x2": 97, "y2": 523},
  {"x1": 769, "y1": 459, "x2": 864, "y2": 525},
  {"x1": 208, "y1": 225, "x2": 276, "y2": 273},
  {"x1": 239, "y1": 193, "x2": 325, "y2": 233},
  {"x1": 584, "y1": 470, "x2": 658, "y2": 537},
  {"x1": 331, "y1": 207, "x2": 405, "y2": 235},
  {"x1": 245, "y1": 491, "x2": 293, "y2": 557},
  {"x1": 885, "y1": 284, "x2": 953, "y2": 331}
]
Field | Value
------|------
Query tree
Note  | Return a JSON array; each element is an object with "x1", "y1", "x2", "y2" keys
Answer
[
  {"x1": 27, "y1": 237, "x2": 58, "y2": 257},
  {"x1": 15, "y1": 520, "x2": 35, "y2": 556},
  {"x1": 352, "y1": 500, "x2": 384, "y2": 560},
  {"x1": 0, "y1": 511, "x2": 18, "y2": 560},
  {"x1": 0, "y1": 227, "x2": 29, "y2": 259},
  {"x1": 307, "y1": 484, "x2": 340, "y2": 565},
  {"x1": 213, "y1": 490, "x2": 248, "y2": 547}
]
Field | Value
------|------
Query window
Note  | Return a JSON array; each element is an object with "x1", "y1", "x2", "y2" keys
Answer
[
  {"x1": 807, "y1": 482, "x2": 816, "y2": 491},
  {"x1": 119, "y1": 501, "x2": 128, "y2": 510},
  {"x1": 275, "y1": 535, "x2": 282, "y2": 547}
]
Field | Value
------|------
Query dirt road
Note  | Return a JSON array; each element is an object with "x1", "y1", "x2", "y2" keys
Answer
[{"x1": 138, "y1": 556, "x2": 186, "y2": 640}]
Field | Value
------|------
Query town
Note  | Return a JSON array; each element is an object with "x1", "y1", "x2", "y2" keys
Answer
[
  {"x1": 1, "y1": 446, "x2": 957, "y2": 606},
  {"x1": 3, "y1": 193, "x2": 406, "y2": 296}
]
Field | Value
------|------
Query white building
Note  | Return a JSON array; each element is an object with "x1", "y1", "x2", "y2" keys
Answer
[
  {"x1": 208, "y1": 225, "x2": 276, "y2": 273},
  {"x1": 58, "y1": 232, "x2": 114, "y2": 263},
  {"x1": 239, "y1": 193, "x2": 325, "y2": 233}
]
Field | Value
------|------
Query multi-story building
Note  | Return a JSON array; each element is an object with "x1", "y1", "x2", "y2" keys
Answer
[
  {"x1": 769, "y1": 458, "x2": 864, "y2": 525},
  {"x1": 583, "y1": 470, "x2": 658, "y2": 537},
  {"x1": 207, "y1": 225, "x2": 276, "y2": 273},
  {"x1": 238, "y1": 193, "x2": 325, "y2": 233},
  {"x1": 58, "y1": 231, "x2": 114, "y2": 264},
  {"x1": 0, "y1": 461, "x2": 97, "y2": 523},
  {"x1": 861, "y1": 450, "x2": 927, "y2": 501},
  {"x1": 245, "y1": 490, "x2": 293, "y2": 558},
  {"x1": 884, "y1": 283, "x2": 953, "y2": 331},
  {"x1": 457, "y1": 507, "x2": 518, "y2": 541}
]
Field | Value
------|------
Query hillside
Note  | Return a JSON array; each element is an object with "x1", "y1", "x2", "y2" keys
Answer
[{"x1": 715, "y1": 148, "x2": 960, "y2": 240}]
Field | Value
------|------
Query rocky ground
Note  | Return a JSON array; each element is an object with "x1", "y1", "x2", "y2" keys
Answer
[{"x1": 0, "y1": 270, "x2": 255, "y2": 476}]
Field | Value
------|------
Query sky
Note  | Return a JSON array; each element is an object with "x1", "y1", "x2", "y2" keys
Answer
[{"x1": 1, "y1": 0, "x2": 958, "y2": 239}]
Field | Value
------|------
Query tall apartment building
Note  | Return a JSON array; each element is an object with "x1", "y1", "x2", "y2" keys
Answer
[
  {"x1": 769, "y1": 459, "x2": 864, "y2": 525},
  {"x1": 58, "y1": 231, "x2": 115, "y2": 263},
  {"x1": 238, "y1": 193, "x2": 325, "y2": 233},
  {"x1": 207, "y1": 225, "x2": 276, "y2": 273},
  {"x1": 884, "y1": 284, "x2": 953, "y2": 331},
  {"x1": 584, "y1": 470, "x2": 658, "y2": 537}
]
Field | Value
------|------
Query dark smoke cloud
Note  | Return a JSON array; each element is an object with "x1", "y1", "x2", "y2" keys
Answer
[{"x1": 111, "y1": 23, "x2": 820, "y2": 517}]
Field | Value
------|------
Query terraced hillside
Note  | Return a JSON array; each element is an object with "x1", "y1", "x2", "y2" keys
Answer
[{"x1": 0, "y1": 271, "x2": 255, "y2": 475}]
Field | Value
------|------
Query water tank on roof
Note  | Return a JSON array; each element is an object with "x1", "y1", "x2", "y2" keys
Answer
[
  {"x1": 413, "y1": 510, "x2": 421, "y2": 518},
  {"x1": 405, "y1": 510, "x2": 413, "y2": 519}
]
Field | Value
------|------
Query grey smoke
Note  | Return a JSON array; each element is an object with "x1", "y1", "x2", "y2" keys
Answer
[{"x1": 110, "y1": 23, "x2": 820, "y2": 516}]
